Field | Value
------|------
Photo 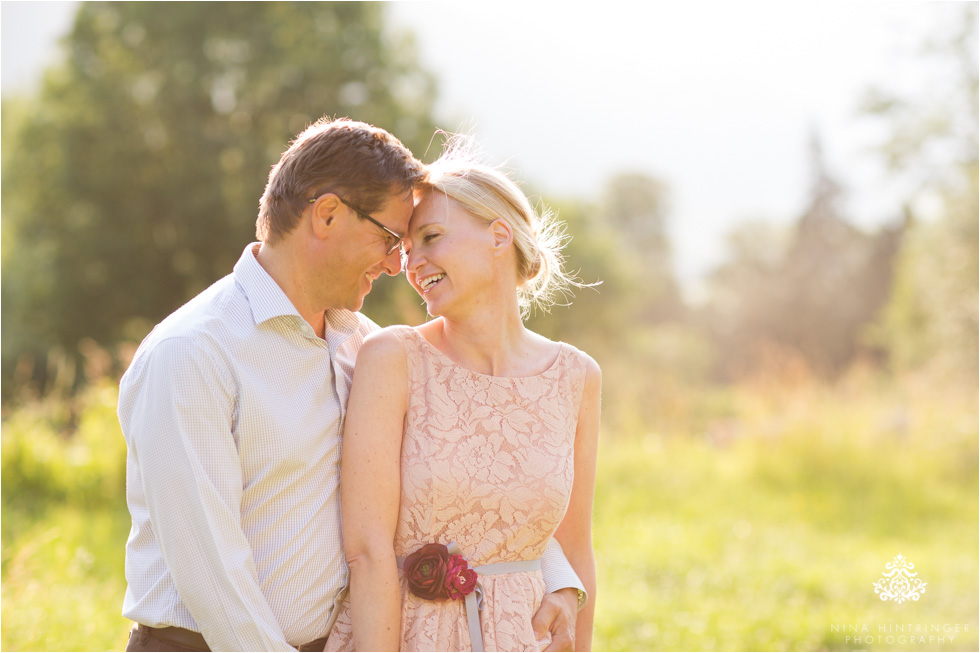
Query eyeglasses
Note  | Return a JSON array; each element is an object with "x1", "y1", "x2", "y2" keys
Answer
[{"x1": 308, "y1": 193, "x2": 404, "y2": 256}]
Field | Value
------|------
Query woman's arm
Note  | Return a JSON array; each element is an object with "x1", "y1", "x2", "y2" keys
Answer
[
  {"x1": 340, "y1": 330, "x2": 409, "y2": 651},
  {"x1": 553, "y1": 355, "x2": 602, "y2": 651}
]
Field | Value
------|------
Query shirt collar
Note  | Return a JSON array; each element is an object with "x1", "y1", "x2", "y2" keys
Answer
[
  {"x1": 325, "y1": 308, "x2": 360, "y2": 339},
  {"x1": 233, "y1": 243, "x2": 362, "y2": 340},
  {"x1": 234, "y1": 243, "x2": 305, "y2": 325}
]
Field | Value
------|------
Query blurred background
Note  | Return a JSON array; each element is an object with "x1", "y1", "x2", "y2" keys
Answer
[{"x1": 1, "y1": 2, "x2": 976, "y2": 651}]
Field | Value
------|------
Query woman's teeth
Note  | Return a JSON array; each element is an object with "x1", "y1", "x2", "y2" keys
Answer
[{"x1": 419, "y1": 273, "x2": 445, "y2": 292}]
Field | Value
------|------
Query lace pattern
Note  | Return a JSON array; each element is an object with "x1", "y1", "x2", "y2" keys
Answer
[{"x1": 326, "y1": 326, "x2": 587, "y2": 651}]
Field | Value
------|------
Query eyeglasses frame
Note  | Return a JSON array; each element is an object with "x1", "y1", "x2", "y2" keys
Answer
[{"x1": 308, "y1": 192, "x2": 404, "y2": 256}]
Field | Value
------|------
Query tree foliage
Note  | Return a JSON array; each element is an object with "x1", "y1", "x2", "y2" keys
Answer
[
  {"x1": 706, "y1": 4, "x2": 977, "y2": 384},
  {"x1": 867, "y1": 3, "x2": 978, "y2": 381},
  {"x1": 877, "y1": 172, "x2": 978, "y2": 379},
  {"x1": 2, "y1": 2, "x2": 439, "y2": 397},
  {"x1": 597, "y1": 173, "x2": 684, "y2": 323},
  {"x1": 525, "y1": 175, "x2": 710, "y2": 432},
  {"x1": 707, "y1": 137, "x2": 904, "y2": 379}
]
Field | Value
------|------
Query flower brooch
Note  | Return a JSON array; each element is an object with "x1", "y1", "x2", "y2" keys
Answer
[{"x1": 403, "y1": 543, "x2": 479, "y2": 600}]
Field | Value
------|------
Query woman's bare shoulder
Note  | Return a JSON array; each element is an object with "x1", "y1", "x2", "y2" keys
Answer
[{"x1": 356, "y1": 326, "x2": 410, "y2": 368}]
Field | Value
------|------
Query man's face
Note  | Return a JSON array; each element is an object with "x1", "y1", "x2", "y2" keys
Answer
[{"x1": 329, "y1": 191, "x2": 414, "y2": 312}]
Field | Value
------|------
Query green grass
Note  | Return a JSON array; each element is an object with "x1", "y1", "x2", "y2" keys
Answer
[
  {"x1": 593, "y1": 380, "x2": 979, "y2": 651},
  {"x1": 2, "y1": 378, "x2": 977, "y2": 651},
  {"x1": 2, "y1": 383, "x2": 132, "y2": 652}
]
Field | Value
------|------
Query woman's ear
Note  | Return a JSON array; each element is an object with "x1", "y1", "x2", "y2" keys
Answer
[
  {"x1": 310, "y1": 194, "x2": 342, "y2": 240},
  {"x1": 489, "y1": 219, "x2": 514, "y2": 255}
]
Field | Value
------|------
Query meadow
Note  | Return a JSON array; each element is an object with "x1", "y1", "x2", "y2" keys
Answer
[{"x1": 2, "y1": 373, "x2": 977, "y2": 651}]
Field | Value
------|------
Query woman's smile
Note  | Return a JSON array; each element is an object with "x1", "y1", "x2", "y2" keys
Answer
[{"x1": 418, "y1": 272, "x2": 446, "y2": 293}]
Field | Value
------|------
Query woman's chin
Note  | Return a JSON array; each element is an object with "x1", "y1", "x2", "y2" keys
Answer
[
  {"x1": 425, "y1": 294, "x2": 455, "y2": 318},
  {"x1": 424, "y1": 302, "x2": 443, "y2": 318}
]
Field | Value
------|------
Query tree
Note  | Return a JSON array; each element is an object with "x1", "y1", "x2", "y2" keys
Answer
[
  {"x1": 866, "y1": 3, "x2": 978, "y2": 381},
  {"x1": 522, "y1": 176, "x2": 712, "y2": 432},
  {"x1": 597, "y1": 173, "x2": 684, "y2": 323},
  {"x1": 707, "y1": 135, "x2": 905, "y2": 378},
  {"x1": 878, "y1": 177, "x2": 978, "y2": 379},
  {"x1": 2, "y1": 2, "x2": 439, "y2": 398}
]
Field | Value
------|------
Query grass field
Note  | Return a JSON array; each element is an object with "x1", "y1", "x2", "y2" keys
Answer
[
  {"x1": 592, "y1": 377, "x2": 978, "y2": 651},
  {"x1": 2, "y1": 376, "x2": 977, "y2": 651}
]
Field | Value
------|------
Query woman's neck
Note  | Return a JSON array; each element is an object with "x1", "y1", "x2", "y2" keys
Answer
[{"x1": 432, "y1": 294, "x2": 544, "y2": 377}]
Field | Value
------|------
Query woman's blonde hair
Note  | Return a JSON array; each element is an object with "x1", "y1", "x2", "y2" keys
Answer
[{"x1": 422, "y1": 135, "x2": 583, "y2": 318}]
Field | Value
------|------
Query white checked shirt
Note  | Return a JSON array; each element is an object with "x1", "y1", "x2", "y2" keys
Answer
[{"x1": 119, "y1": 243, "x2": 584, "y2": 651}]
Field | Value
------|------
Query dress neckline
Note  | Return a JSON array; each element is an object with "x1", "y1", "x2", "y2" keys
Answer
[{"x1": 410, "y1": 327, "x2": 565, "y2": 380}]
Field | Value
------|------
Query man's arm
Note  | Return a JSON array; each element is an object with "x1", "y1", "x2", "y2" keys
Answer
[
  {"x1": 535, "y1": 356, "x2": 601, "y2": 652},
  {"x1": 541, "y1": 538, "x2": 588, "y2": 603},
  {"x1": 121, "y1": 337, "x2": 293, "y2": 651},
  {"x1": 551, "y1": 356, "x2": 601, "y2": 651},
  {"x1": 534, "y1": 539, "x2": 586, "y2": 651}
]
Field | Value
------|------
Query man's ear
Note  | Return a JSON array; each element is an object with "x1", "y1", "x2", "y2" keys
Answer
[
  {"x1": 310, "y1": 194, "x2": 343, "y2": 240},
  {"x1": 489, "y1": 219, "x2": 514, "y2": 255}
]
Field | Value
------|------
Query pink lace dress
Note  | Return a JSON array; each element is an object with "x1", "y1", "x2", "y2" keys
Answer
[{"x1": 326, "y1": 325, "x2": 588, "y2": 652}]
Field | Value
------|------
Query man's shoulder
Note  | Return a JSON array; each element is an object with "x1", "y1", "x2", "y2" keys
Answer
[
  {"x1": 125, "y1": 275, "x2": 242, "y2": 370},
  {"x1": 354, "y1": 312, "x2": 383, "y2": 336},
  {"x1": 162, "y1": 274, "x2": 241, "y2": 329},
  {"x1": 332, "y1": 313, "x2": 382, "y2": 363}
]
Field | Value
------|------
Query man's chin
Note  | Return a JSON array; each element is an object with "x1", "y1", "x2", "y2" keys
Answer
[
  {"x1": 349, "y1": 288, "x2": 372, "y2": 312},
  {"x1": 346, "y1": 281, "x2": 372, "y2": 312},
  {"x1": 347, "y1": 297, "x2": 366, "y2": 312}
]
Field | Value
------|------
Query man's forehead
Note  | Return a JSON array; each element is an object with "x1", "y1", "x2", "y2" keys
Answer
[
  {"x1": 374, "y1": 190, "x2": 411, "y2": 214},
  {"x1": 379, "y1": 187, "x2": 414, "y2": 207}
]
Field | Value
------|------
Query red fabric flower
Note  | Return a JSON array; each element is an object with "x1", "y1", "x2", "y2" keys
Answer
[
  {"x1": 404, "y1": 544, "x2": 480, "y2": 601},
  {"x1": 404, "y1": 543, "x2": 451, "y2": 600},
  {"x1": 445, "y1": 554, "x2": 479, "y2": 600}
]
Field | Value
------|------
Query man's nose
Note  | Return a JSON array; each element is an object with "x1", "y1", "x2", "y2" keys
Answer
[{"x1": 381, "y1": 248, "x2": 403, "y2": 276}]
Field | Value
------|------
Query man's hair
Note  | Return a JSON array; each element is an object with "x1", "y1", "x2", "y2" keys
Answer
[{"x1": 257, "y1": 117, "x2": 425, "y2": 244}]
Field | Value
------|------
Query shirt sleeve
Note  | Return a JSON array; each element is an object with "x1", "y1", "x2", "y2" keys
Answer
[
  {"x1": 120, "y1": 336, "x2": 295, "y2": 651},
  {"x1": 540, "y1": 538, "x2": 588, "y2": 609}
]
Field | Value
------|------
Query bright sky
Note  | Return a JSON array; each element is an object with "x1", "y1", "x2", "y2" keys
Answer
[
  {"x1": 387, "y1": 2, "x2": 954, "y2": 287},
  {"x1": 2, "y1": 1, "x2": 959, "y2": 288}
]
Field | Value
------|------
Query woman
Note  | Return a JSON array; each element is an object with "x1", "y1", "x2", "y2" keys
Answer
[{"x1": 326, "y1": 141, "x2": 600, "y2": 651}]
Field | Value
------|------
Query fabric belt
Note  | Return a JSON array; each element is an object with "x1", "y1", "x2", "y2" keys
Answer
[
  {"x1": 133, "y1": 624, "x2": 328, "y2": 652},
  {"x1": 396, "y1": 543, "x2": 541, "y2": 652}
]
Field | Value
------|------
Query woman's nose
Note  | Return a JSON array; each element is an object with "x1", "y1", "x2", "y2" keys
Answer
[{"x1": 404, "y1": 247, "x2": 423, "y2": 274}]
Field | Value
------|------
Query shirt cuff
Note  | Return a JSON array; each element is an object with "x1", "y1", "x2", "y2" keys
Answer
[{"x1": 540, "y1": 538, "x2": 588, "y2": 610}]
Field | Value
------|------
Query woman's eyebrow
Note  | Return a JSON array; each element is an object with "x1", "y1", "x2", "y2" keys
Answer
[{"x1": 410, "y1": 222, "x2": 438, "y2": 236}]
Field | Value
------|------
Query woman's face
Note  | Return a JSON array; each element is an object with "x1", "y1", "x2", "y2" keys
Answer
[{"x1": 403, "y1": 191, "x2": 494, "y2": 317}]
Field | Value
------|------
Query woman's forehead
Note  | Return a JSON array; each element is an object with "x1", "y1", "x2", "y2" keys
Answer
[{"x1": 410, "y1": 191, "x2": 456, "y2": 230}]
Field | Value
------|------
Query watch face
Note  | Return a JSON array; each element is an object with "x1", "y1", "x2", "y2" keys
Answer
[{"x1": 577, "y1": 589, "x2": 587, "y2": 610}]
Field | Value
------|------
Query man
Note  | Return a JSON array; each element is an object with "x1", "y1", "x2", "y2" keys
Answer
[{"x1": 118, "y1": 118, "x2": 585, "y2": 651}]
